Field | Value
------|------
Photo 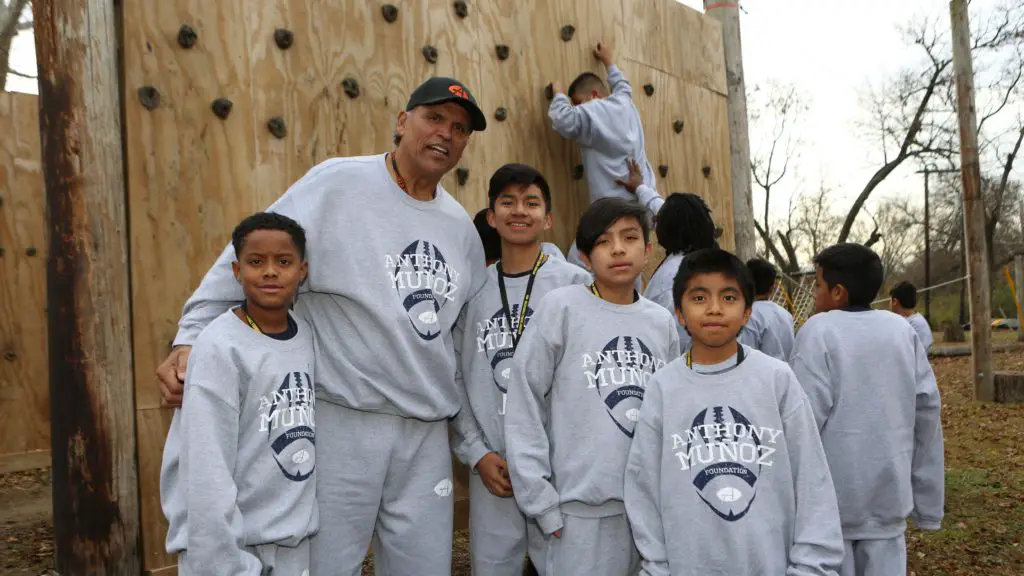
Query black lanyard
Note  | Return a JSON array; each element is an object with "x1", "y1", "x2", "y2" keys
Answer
[
  {"x1": 497, "y1": 252, "x2": 548, "y2": 350},
  {"x1": 686, "y1": 345, "x2": 746, "y2": 369},
  {"x1": 590, "y1": 283, "x2": 639, "y2": 302}
]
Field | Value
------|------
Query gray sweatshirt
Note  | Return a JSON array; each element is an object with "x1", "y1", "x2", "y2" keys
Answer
[
  {"x1": 451, "y1": 257, "x2": 591, "y2": 469},
  {"x1": 789, "y1": 309, "x2": 945, "y2": 539},
  {"x1": 161, "y1": 309, "x2": 319, "y2": 574},
  {"x1": 906, "y1": 312, "x2": 933, "y2": 350},
  {"x1": 624, "y1": 348, "x2": 844, "y2": 576},
  {"x1": 549, "y1": 64, "x2": 657, "y2": 205},
  {"x1": 643, "y1": 253, "x2": 689, "y2": 352},
  {"x1": 172, "y1": 154, "x2": 487, "y2": 421},
  {"x1": 504, "y1": 285, "x2": 681, "y2": 535},
  {"x1": 739, "y1": 300, "x2": 796, "y2": 361}
]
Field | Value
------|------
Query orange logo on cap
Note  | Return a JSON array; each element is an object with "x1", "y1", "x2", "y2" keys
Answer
[{"x1": 448, "y1": 85, "x2": 468, "y2": 99}]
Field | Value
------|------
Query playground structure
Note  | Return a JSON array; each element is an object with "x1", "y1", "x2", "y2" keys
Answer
[{"x1": 1, "y1": 0, "x2": 737, "y2": 572}]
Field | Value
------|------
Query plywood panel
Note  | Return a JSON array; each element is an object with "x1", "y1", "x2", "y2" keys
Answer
[{"x1": 0, "y1": 91, "x2": 49, "y2": 459}]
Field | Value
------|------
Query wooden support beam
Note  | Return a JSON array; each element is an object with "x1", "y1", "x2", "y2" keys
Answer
[
  {"x1": 950, "y1": 0, "x2": 995, "y2": 401},
  {"x1": 32, "y1": 0, "x2": 141, "y2": 572},
  {"x1": 1015, "y1": 254, "x2": 1024, "y2": 341}
]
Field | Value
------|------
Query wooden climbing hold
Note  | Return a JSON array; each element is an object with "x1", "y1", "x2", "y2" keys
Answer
[
  {"x1": 25, "y1": 246, "x2": 37, "y2": 257},
  {"x1": 561, "y1": 25, "x2": 575, "y2": 42},
  {"x1": 137, "y1": 86, "x2": 160, "y2": 110},
  {"x1": 658, "y1": 165, "x2": 668, "y2": 178},
  {"x1": 495, "y1": 44, "x2": 510, "y2": 61},
  {"x1": 274, "y1": 28, "x2": 294, "y2": 50},
  {"x1": 494, "y1": 107, "x2": 507, "y2": 121},
  {"x1": 544, "y1": 83, "x2": 554, "y2": 100},
  {"x1": 643, "y1": 83, "x2": 654, "y2": 96},
  {"x1": 212, "y1": 98, "x2": 233, "y2": 119},
  {"x1": 422, "y1": 45, "x2": 438, "y2": 64},
  {"x1": 572, "y1": 164, "x2": 584, "y2": 180},
  {"x1": 267, "y1": 117, "x2": 287, "y2": 139},
  {"x1": 456, "y1": 168, "x2": 469, "y2": 186},
  {"x1": 702, "y1": 165, "x2": 712, "y2": 178},
  {"x1": 453, "y1": 0, "x2": 468, "y2": 18},
  {"x1": 673, "y1": 119, "x2": 684, "y2": 134},
  {"x1": 382, "y1": 4, "x2": 399, "y2": 23},
  {"x1": 342, "y1": 77, "x2": 360, "y2": 98},
  {"x1": 177, "y1": 24, "x2": 198, "y2": 49}
]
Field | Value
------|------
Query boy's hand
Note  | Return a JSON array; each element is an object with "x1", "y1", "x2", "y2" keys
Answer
[
  {"x1": 156, "y1": 345, "x2": 192, "y2": 407},
  {"x1": 614, "y1": 158, "x2": 643, "y2": 194},
  {"x1": 551, "y1": 529, "x2": 562, "y2": 539},
  {"x1": 549, "y1": 81, "x2": 564, "y2": 97},
  {"x1": 593, "y1": 41, "x2": 613, "y2": 66},
  {"x1": 475, "y1": 452, "x2": 513, "y2": 497}
]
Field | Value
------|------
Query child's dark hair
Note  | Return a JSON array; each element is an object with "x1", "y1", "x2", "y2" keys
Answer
[
  {"x1": 672, "y1": 248, "x2": 755, "y2": 312},
  {"x1": 746, "y1": 258, "x2": 778, "y2": 297},
  {"x1": 568, "y1": 72, "x2": 606, "y2": 100},
  {"x1": 575, "y1": 197, "x2": 650, "y2": 256},
  {"x1": 655, "y1": 193, "x2": 718, "y2": 255},
  {"x1": 473, "y1": 208, "x2": 502, "y2": 262},
  {"x1": 813, "y1": 243, "x2": 883, "y2": 307},
  {"x1": 889, "y1": 280, "x2": 918, "y2": 309},
  {"x1": 487, "y1": 163, "x2": 552, "y2": 213},
  {"x1": 232, "y1": 212, "x2": 306, "y2": 259}
]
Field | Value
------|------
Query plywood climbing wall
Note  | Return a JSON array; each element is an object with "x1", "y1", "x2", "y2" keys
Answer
[{"x1": 119, "y1": 0, "x2": 730, "y2": 570}]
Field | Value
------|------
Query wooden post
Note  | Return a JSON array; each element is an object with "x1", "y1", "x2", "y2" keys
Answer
[
  {"x1": 703, "y1": 0, "x2": 756, "y2": 260},
  {"x1": 33, "y1": 0, "x2": 141, "y2": 573},
  {"x1": 1015, "y1": 253, "x2": 1024, "y2": 341},
  {"x1": 950, "y1": 0, "x2": 995, "y2": 401}
]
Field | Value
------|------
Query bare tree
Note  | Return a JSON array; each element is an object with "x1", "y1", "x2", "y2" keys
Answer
[
  {"x1": 749, "y1": 80, "x2": 808, "y2": 242},
  {"x1": 0, "y1": 0, "x2": 33, "y2": 91}
]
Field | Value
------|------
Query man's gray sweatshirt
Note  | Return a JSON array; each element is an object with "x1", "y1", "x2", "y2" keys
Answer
[
  {"x1": 160, "y1": 309, "x2": 318, "y2": 574},
  {"x1": 789, "y1": 309, "x2": 945, "y2": 539},
  {"x1": 504, "y1": 284, "x2": 680, "y2": 535},
  {"x1": 451, "y1": 257, "x2": 591, "y2": 469},
  {"x1": 624, "y1": 348, "x2": 844, "y2": 576},
  {"x1": 172, "y1": 154, "x2": 487, "y2": 421}
]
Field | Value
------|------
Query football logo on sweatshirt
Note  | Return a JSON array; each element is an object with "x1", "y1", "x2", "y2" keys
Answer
[
  {"x1": 258, "y1": 371, "x2": 316, "y2": 483},
  {"x1": 387, "y1": 240, "x2": 461, "y2": 341},
  {"x1": 476, "y1": 303, "x2": 534, "y2": 393},
  {"x1": 581, "y1": 336, "x2": 665, "y2": 438},
  {"x1": 670, "y1": 406, "x2": 782, "y2": 522}
]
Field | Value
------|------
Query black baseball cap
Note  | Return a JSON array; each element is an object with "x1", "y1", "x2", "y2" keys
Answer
[{"x1": 406, "y1": 76, "x2": 487, "y2": 132}]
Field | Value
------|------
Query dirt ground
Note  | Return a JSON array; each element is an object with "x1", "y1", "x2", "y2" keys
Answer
[{"x1": 2, "y1": 351, "x2": 1021, "y2": 575}]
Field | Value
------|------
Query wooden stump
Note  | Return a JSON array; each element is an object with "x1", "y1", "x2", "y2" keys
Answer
[
  {"x1": 994, "y1": 372, "x2": 1024, "y2": 404},
  {"x1": 943, "y1": 322, "x2": 966, "y2": 343}
]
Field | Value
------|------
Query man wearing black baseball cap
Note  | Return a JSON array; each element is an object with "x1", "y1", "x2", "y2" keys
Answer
[{"x1": 157, "y1": 76, "x2": 491, "y2": 575}]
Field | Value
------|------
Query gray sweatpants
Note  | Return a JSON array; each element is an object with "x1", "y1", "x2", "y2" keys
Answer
[
  {"x1": 178, "y1": 539, "x2": 310, "y2": 576},
  {"x1": 839, "y1": 535, "x2": 907, "y2": 576},
  {"x1": 310, "y1": 402, "x2": 454, "y2": 576},
  {"x1": 468, "y1": 471, "x2": 545, "y2": 576},
  {"x1": 538, "y1": 512, "x2": 639, "y2": 576}
]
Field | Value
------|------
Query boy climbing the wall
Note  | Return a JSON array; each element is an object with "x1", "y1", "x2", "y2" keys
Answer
[
  {"x1": 160, "y1": 212, "x2": 318, "y2": 575},
  {"x1": 504, "y1": 197, "x2": 680, "y2": 576},
  {"x1": 549, "y1": 41, "x2": 658, "y2": 269},
  {"x1": 623, "y1": 248, "x2": 844, "y2": 575},
  {"x1": 451, "y1": 163, "x2": 591, "y2": 576},
  {"x1": 790, "y1": 243, "x2": 945, "y2": 576},
  {"x1": 739, "y1": 258, "x2": 796, "y2": 361}
]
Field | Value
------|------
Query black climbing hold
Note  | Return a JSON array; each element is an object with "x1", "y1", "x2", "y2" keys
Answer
[
  {"x1": 211, "y1": 98, "x2": 233, "y2": 119},
  {"x1": 342, "y1": 77, "x2": 360, "y2": 99},
  {"x1": 494, "y1": 107, "x2": 507, "y2": 121},
  {"x1": 177, "y1": 24, "x2": 198, "y2": 49},
  {"x1": 673, "y1": 119, "x2": 684, "y2": 134},
  {"x1": 382, "y1": 4, "x2": 399, "y2": 23},
  {"x1": 25, "y1": 246, "x2": 37, "y2": 257},
  {"x1": 267, "y1": 117, "x2": 287, "y2": 139},
  {"x1": 0, "y1": 247, "x2": 4, "y2": 257},
  {"x1": 422, "y1": 45, "x2": 438, "y2": 64},
  {"x1": 561, "y1": 25, "x2": 575, "y2": 42},
  {"x1": 495, "y1": 44, "x2": 510, "y2": 61},
  {"x1": 714, "y1": 226, "x2": 724, "y2": 239},
  {"x1": 3, "y1": 351, "x2": 15, "y2": 362},
  {"x1": 137, "y1": 86, "x2": 160, "y2": 110},
  {"x1": 544, "y1": 83, "x2": 554, "y2": 100},
  {"x1": 702, "y1": 165, "x2": 712, "y2": 177},
  {"x1": 274, "y1": 28, "x2": 294, "y2": 50},
  {"x1": 658, "y1": 165, "x2": 668, "y2": 178},
  {"x1": 456, "y1": 168, "x2": 470, "y2": 186},
  {"x1": 572, "y1": 164, "x2": 584, "y2": 180},
  {"x1": 453, "y1": 0, "x2": 468, "y2": 18},
  {"x1": 643, "y1": 83, "x2": 654, "y2": 96}
]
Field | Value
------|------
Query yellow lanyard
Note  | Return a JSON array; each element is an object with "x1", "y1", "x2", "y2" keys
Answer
[{"x1": 241, "y1": 303, "x2": 263, "y2": 334}]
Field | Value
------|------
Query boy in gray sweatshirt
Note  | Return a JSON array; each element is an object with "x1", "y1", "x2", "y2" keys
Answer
[
  {"x1": 889, "y1": 281, "x2": 934, "y2": 351},
  {"x1": 790, "y1": 244, "x2": 945, "y2": 576},
  {"x1": 739, "y1": 258, "x2": 795, "y2": 361},
  {"x1": 160, "y1": 213, "x2": 318, "y2": 575},
  {"x1": 504, "y1": 198, "x2": 681, "y2": 576},
  {"x1": 624, "y1": 248, "x2": 844, "y2": 576},
  {"x1": 451, "y1": 164, "x2": 591, "y2": 576}
]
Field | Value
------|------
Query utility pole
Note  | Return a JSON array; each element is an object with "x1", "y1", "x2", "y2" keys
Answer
[
  {"x1": 950, "y1": 0, "x2": 995, "y2": 401},
  {"x1": 704, "y1": 0, "x2": 756, "y2": 261},
  {"x1": 33, "y1": 0, "x2": 141, "y2": 572}
]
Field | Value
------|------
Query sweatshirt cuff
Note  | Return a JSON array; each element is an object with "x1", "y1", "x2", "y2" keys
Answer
[
  {"x1": 172, "y1": 327, "x2": 200, "y2": 348},
  {"x1": 912, "y1": 514, "x2": 942, "y2": 531},
  {"x1": 466, "y1": 444, "x2": 493, "y2": 472},
  {"x1": 635, "y1": 184, "x2": 660, "y2": 206},
  {"x1": 536, "y1": 507, "x2": 564, "y2": 535}
]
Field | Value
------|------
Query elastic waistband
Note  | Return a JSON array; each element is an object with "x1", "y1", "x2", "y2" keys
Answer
[{"x1": 561, "y1": 500, "x2": 626, "y2": 518}]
